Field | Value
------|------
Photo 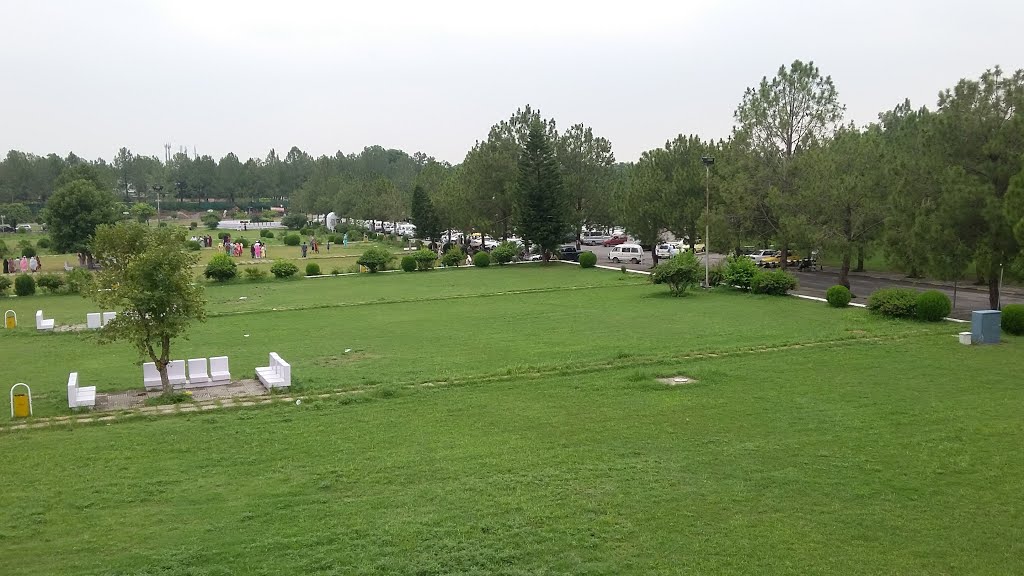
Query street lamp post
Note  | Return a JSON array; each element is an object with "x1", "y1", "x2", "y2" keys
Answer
[
  {"x1": 152, "y1": 185, "x2": 164, "y2": 221},
  {"x1": 700, "y1": 156, "x2": 715, "y2": 288}
]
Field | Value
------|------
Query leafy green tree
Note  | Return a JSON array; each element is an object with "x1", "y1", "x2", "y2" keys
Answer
[
  {"x1": 931, "y1": 66, "x2": 1024, "y2": 308},
  {"x1": 41, "y1": 174, "x2": 119, "y2": 259},
  {"x1": 129, "y1": 202, "x2": 157, "y2": 224},
  {"x1": 732, "y1": 59, "x2": 845, "y2": 266},
  {"x1": 410, "y1": 184, "x2": 441, "y2": 241},
  {"x1": 113, "y1": 147, "x2": 135, "y2": 201},
  {"x1": 89, "y1": 222, "x2": 206, "y2": 395},
  {"x1": 357, "y1": 246, "x2": 394, "y2": 272},
  {"x1": 0, "y1": 202, "x2": 32, "y2": 226},
  {"x1": 557, "y1": 123, "x2": 616, "y2": 245},
  {"x1": 516, "y1": 122, "x2": 570, "y2": 261}
]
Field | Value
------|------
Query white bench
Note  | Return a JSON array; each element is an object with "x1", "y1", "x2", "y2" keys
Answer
[
  {"x1": 209, "y1": 356, "x2": 231, "y2": 383},
  {"x1": 101, "y1": 312, "x2": 116, "y2": 326},
  {"x1": 142, "y1": 362, "x2": 163, "y2": 390},
  {"x1": 256, "y1": 352, "x2": 291, "y2": 390},
  {"x1": 67, "y1": 372, "x2": 96, "y2": 409},
  {"x1": 36, "y1": 310, "x2": 54, "y2": 331},
  {"x1": 86, "y1": 313, "x2": 102, "y2": 329},
  {"x1": 187, "y1": 358, "x2": 210, "y2": 386},
  {"x1": 167, "y1": 360, "x2": 187, "y2": 387}
]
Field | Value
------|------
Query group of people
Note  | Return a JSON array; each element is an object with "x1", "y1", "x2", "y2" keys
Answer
[
  {"x1": 3, "y1": 256, "x2": 41, "y2": 274},
  {"x1": 224, "y1": 239, "x2": 267, "y2": 259},
  {"x1": 189, "y1": 235, "x2": 215, "y2": 248}
]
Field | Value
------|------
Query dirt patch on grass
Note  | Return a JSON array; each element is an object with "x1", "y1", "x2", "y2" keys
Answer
[
  {"x1": 314, "y1": 351, "x2": 376, "y2": 367},
  {"x1": 657, "y1": 376, "x2": 697, "y2": 386}
]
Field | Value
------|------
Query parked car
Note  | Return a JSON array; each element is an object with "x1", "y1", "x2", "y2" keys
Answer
[
  {"x1": 557, "y1": 244, "x2": 591, "y2": 262},
  {"x1": 581, "y1": 231, "x2": 611, "y2": 245},
  {"x1": 602, "y1": 235, "x2": 629, "y2": 247},
  {"x1": 655, "y1": 242, "x2": 680, "y2": 259},
  {"x1": 748, "y1": 249, "x2": 778, "y2": 266},
  {"x1": 0, "y1": 224, "x2": 14, "y2": 233},
  {"x1": 16, "y1": 224, "x2": 31, "y2": 232},
  {"x1": 609, "y1": 243, "x2": 644, "y2": 264}
]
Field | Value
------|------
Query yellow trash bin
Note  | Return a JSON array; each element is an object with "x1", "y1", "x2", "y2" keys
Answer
[
  {"x1": 12, "y1": 394, "x2": 30, "y2": 418},
  {"x1": 4, "y1": 310, "x2": 16, "y2": 329}
]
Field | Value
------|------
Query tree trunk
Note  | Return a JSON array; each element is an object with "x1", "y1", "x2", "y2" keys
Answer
[
  {"x1": 855, "y1": 245, "x2": 865, "y2": 272},
  {"x1": 780, "y1": 245, "x2": 789, "y2": 270},
  {"x1": 838, "y1": 250, "x2": 852, "y2": 289},
  {"x1": 988, "y1": 260, "x2": 1001, "y2": 310}
]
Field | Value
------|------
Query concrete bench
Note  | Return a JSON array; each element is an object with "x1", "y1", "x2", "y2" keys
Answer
[
  {"x1": 86, "y1": 313, "x2": 102, "y2": 329},
  {"x1": 142, "y1": 362, "x2": 163, "y2": 390},
  {"x1": 36, "y1": 310, "x2": 54, "y2": 331},
  {"x1": 209, "y1": 356, "x2": 231, "y2": 383},
  {"x1": 101, "y1": 312, "x2": 116, "y2": 326},
  {"x1": 167, "y1": 360, "x2": 187, "y2": 388},
  {"x1": 67, "y1": 372, "x2": 96, "y2": 409},
  {"x1": 187, "y1": 358, "x2": 210, "y2": 386},
  {"x1": 256, "y1": 352, "x2": 291, "y2": 390}
]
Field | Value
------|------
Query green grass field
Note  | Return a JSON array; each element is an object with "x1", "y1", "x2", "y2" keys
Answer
[{"x1": 1, "y1": 264, "x2": 1022, "y2": 575}]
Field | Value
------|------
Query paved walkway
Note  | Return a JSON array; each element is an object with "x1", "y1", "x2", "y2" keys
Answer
[{"x1": 97, "y1": 379, "x2": 267, "y2": 410}]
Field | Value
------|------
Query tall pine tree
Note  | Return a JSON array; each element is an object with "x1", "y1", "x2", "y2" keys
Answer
[
  {"x1": 517, "y1": 122, "x2": 569, "y2": 261},
  {"x1": 410, "y1": 184, "x2": 441, "y2": 242}
]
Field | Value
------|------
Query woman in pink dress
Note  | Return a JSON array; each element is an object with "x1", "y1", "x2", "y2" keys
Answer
[{"x1": 20, "y1": 256, "x2": 29, "y2": 272}]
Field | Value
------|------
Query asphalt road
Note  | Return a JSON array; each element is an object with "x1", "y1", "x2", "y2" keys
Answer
[{"x1": 581, "y1": 244, "x2": 1020, "y2": 320}]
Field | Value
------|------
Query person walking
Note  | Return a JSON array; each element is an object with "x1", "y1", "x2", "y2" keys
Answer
[
  {"x1": 20, "y1": 256, "x2": 29, "y2": 272},
  {"x1": 301, "y1": 242, "x2": 308, "y2": 258},
  {"x1": 28, "y1": 256, "x2": 38, "y2": 273}
]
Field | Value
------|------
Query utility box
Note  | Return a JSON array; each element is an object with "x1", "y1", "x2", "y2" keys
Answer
[{"x1": 971, "y1": 310, "x2": 1001, "y2": 344}]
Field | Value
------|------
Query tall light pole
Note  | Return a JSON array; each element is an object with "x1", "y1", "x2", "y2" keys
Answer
[
  {"x1": 152, "y1": 185, "x2": 163, "y2": 221},
  {"x1": 701, "y1": 156, "x2": 715, "y2": 288}
]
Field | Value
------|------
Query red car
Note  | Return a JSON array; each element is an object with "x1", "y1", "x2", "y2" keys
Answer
[{"x1": 602, "y1": 235, "x2": 628, "y2": 247}]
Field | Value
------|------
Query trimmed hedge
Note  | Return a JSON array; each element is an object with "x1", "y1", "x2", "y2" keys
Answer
[
  {"x1": 204, "y1": 254, "x2": 238, "y2": 282},
  {"x1": 826, "y1": 285, "x2": 852, "y2": 307},
  {"x1": 441, "y1": 246, "x2": 465, "y2": 268},
  {"x1": 1001, "y1": 304, "x2": 1024, "y2": 335},
  {"x1": 401, "y1": 255, "x2": 417, "y2": 272},
  {"x1": 36, "y1": 274, "x2": 65, "y2": 293},
  {"x1": 412, "y1": 249, "x2": 438, "y2": 271},
  {"x1": 357, "y1": 246, "x2": 394, "y2": 273},
  {"x1": 270, "y1": 260, "x2": 299, "y2": 278},
  {"x1": 283, "y1": 234, "x2": 301, "y2": 246},
  {"x1": 578, "y1": 251, "x2": 597, "y2": 268},
  {"x1": 723, "y1": 255, "x2": 758, "y2": 291},
  {"x1": 14, "y1": 273, "x2": 35, "y2": 296},
  {"x1": 305, "y1": 262, "x2": 321, "y2": 276},
  {"x1": 915, "y1": 290, "x2": 951, "y2": 322},
  {"x1": 867, "y1": 288, "x2": 918, "y2": 319},
  {"x1": 473, "y1": 251, "x2": 491, "y2": 267},
  {"x1": 751, "y1": 269, "x2": 797, "y2": 295}
]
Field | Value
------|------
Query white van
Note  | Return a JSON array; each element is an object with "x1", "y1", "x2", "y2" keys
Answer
[{"x1": 608, "y1": 243, "x2": 644, "y2": 264}]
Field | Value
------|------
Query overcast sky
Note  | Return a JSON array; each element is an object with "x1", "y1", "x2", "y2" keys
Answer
[{"x1": 1, "y1": 0, "x2": 1022, "y2": 165}]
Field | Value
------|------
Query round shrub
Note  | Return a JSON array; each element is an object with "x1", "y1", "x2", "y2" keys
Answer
[
  {"x1": 283, "y1": 233, "x2": 301, "y2": 246},
  {"x1": 357, "y1": 246, "x2": 394, "y2": 273},
  {"x1": 305, "y1": 262, "x2": 322, "y2": 276},
  {"x1": 412, "y1": 248, "x2": 437, "y2": 270},
  {"x1": 473, "y1": 251, "x2": 491, "y2": 267},
  {"x1": 441, "y1": 246, "x2": 465, "y2": 267},
  {"x1": 722, "y1": 255, "x2": 758, "y2": 291},
  {"x1": 35, "y1": 237, "x2": 51, "y2": 249},
  {"x1": 578, "y1": 251, "x2": 597, "y2": 268},
  {"x1": 244, "y1": 267, "x2": 268, "y2": 281},
  {"x1": 270, "y1": 260, "x2": 299, "y2": 279},
  {"x1": 915, "y1": 290, "x2": 952, "y2": 322},
  {"x1": 1002, "y1": 304, "x2": 1024, "y2": 335},
  {"x1": 751, "y1": 269, "x2": 798, "y2": 295},
  {"x1": 189, "y1": 221, "x2": 198, "y2": 229},
  {"x1": 184, "y1": 240, "x2": 202, "y2": 251},
  {"x1": 65, "y1": 268, "x2": 93, "y2": 293},
  {"x1": 0, "y1": 276, "x2": 11, "y2": 295},
  {"x1": 400, "y1": 255, "x2": 417, "y2": 272},
  {"x1": 259, "y1": 229, "x2": 273, "y2": 238},
  {"x1": 299, "y1": 227, "x2": 312, "y2": 236},
  {"x1": 217, "y1": 231, "x2": 230, "y2": 240},
  {"x1": 492, "y1": 242, "x2": 517, "y2": 265},
  {"x1": 867, "y1": 288, "x2": 918, "y2": 319},
  {"x1": 826, "y1": 285, "x2": 852, "y2": 308},
  {"x1": 19, "y1": 245, "x2": 36, "y2": 258},
  {"x1": 36, "y1": 273, "x2": 65, "y2": 293},
  {"x1": 204, "y1": 253, "x2": 237, "y2": 282},
  {"x1": 237, "y1": 237, "x2": 250, "y2": 248},
  {"x1": 14, "y1": 273, "x2": 35, "y2": 296}
]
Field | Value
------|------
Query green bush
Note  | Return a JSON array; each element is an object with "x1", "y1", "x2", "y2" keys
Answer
[
  {"x1": 305, "y1": 262, "x2": 321, "y2": 276},
  {"x1": 299, "y1": 227, "x2": 312, "y2": 236},
  {"x1": 441, "y1": 246, "x2": 465, "y2": 268},
  {"x1": 357, "y1": 246, "x2": 394, "y2": 273},
  {"x1": 244, "y1": 267, "x2": 267, "y2": 281},
  {"x1": 36, "y1": 273, "x2": 65, "y2": 293},
  {"x1": 270, "y1": 260, "x2": 299, "y2": 278},
  {"x1": 0, "y1": 239, "x2": 8, "y2": 259},
  {"x1": 201, "y1": 213, "x2": 221, "y2": 230},
  {"x1": 189, "y1": 221, "x2": 198, "y2": 229},
  {"x1": 578, "y1": 251, "x2": 597, "y2": 268},
  {"x1": 826, "y1": 285, "x2": 852, "y2": 308},
  {"x1": 283, "y1": 233, "x2": 301, "y2": 246},
  {"x1": 1002, "y1": 304, "x2": 1024, "y2": 335},
  {"x1": 18, "y1": 242, "x2": 36, "y2": 258},
  {"x1": 650, "y1": 252, "x2": 702, "y2": 296},
  {"x1": 282, "y1": 213, "x2": 307, "y2": 229},
  {"x1": 14, "y1": 273, "x2": 35, "y2": 296},
  {"x1": 204, "y1": 253, "x2": 238, "y2": 282},
  {"x1": 473, "y1": 251, "x2": 491, "y2": 267},
  {"x1": 65, "y1": 268, "x2": 93, "y2": 294},
  {"x1": 237, "y1": 237, "x2": 250, "y2": 248},
  {"x1": 0, "y1": 276, "x2": 11, "y2": 295},
  {"x1": 707, "y1": 262, "x2": 725, "y2": 287},
  {"x1": 259, "y1": 229, "x2": 273, "y2": 238},
  {"x1": 400, "y1": 255, "x2": 417, "y2": 272},
  {"x1": 492, "y1": 242, "x2": 517, "y2": 265},
  {"x1": 217, "y1": 231, "x2": 230, "y2": 240},
  {"x1": 35, "y1": 237, "x2": 51, "y2": 250},
  {"x1": 915, "y1": 290, "x2": 952, "y2": 322},
  {"x1": 412, "y1": 248, "x2": 438, "y2": 271},
  {"x1": 751, "y1": 269, "x2": 798, "y2": 295},
  {"x1": 867, "y1": 288, "x2": 918, "y2": 319},
  {"x1": 722, "y1": 255, "x2": 758, "y2": 291},
  {"x1": 184, "y1": 240, "x2": 202, "y2": 251}
]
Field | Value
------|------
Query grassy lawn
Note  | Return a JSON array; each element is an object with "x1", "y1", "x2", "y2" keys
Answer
[{"x1": 1, "y1": 264, "x2": 1022, "y2": 574}]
